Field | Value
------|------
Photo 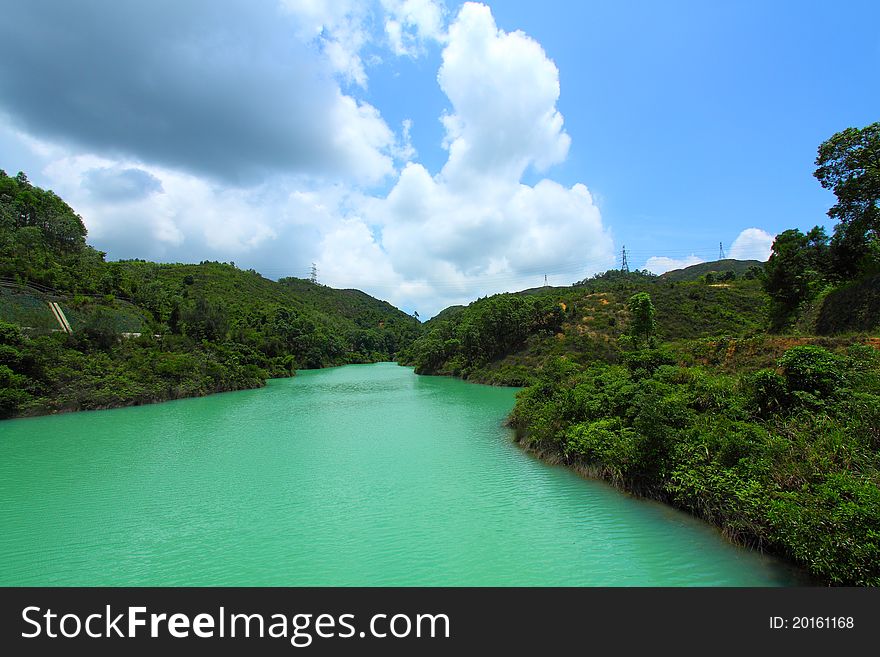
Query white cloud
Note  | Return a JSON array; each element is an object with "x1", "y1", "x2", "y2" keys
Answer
[
  {"x1": 643, "y1": 255, "x2": 705, "y2": 275},
  {"x1": 391, "y1": 119, "x2": 417, "y2": 163},
  {"x1": 437, "y1": 2, "x2": 570, "y2": 185},
  {"x1": 728, "y1": 227, "x2": 774, "y2": 261},
  {"x1": 281, "y1": 0, "x2": 446, "y2": 80},
  {"x1": 280, "y1": 0, "x2": 371, "y2": 86},
  {"x1": 317, "y1": 3, "x2": 614, "y2": 315},
  {"x1": 382, "y1": 0, "x2": 446, "y2": 55}
]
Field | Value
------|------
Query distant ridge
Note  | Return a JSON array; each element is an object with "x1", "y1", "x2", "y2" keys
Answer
[{"x1": 660, "y1": 258, "x2": 763, "y2": 282}]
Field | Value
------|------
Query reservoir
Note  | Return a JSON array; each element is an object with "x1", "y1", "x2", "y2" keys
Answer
[{"x1": 0, "y1": 363, "x2": 803, "y2": 585}]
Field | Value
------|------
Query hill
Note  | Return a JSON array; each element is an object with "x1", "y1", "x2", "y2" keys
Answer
[
  {"x1": 400, "y1": 273, "x2": 771, "y2": 385},
  {"x1": 0, "y1": 170, "x2": 419, "y2": 417},
  {"x1": 425, "y1": 304, "x2": 466, "y2": 324},
  {"x1": 659, "y1": 259, "x2": 763, "y2": 282}
]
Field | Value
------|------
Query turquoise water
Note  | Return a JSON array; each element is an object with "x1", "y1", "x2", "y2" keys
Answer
[{"x1": 0, "y1": 363, "x2": 803, "y2": 585}]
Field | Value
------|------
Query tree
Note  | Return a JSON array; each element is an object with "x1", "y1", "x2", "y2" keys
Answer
[
  {"x1": 814, "y1": 122, "x2": 880, "y2": 279},
  {"x1": 627, "y1": 292, "x2": 656, "y2": 347},
  {"x1": 182, "y1": 296, "x2": 229, "y2": 341},
  {"x1": 763, "y1": 227, "x2": 829, "y2": 328}
]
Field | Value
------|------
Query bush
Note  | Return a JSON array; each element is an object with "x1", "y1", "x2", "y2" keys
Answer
[
  {"x1": 622, "y1": 348, "x2": 676, "y2": 379},
  {"x1": 747, "y1": 369, "x2": 790, "y2": 417},
  {"x1": 777, "y1": 345, "x2": 844, "y2": 398}
]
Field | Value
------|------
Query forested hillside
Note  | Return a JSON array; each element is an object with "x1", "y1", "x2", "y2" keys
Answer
[
  {"x1": 400, "y1": 273, "x2": 771, "y2": 385},
  {"x1": 0, "y1": 170, "x2": 419, "y2": 417}
]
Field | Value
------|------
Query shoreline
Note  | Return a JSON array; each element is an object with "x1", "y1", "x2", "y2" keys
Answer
[
  {"x1": 2, "y1": 358, "x2": 411, "y2": 421},
  {"x1": 507, "y1": 424, "x2": 818, "y2": 585},
  {"x1": 6, "y1": 379, "x2": 269, "y2": 420}
]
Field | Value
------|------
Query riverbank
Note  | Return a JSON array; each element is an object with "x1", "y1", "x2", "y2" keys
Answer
[
  {"x1": 0, "y1": 318, "x2": 406, "y2": 419},
  {"x1": 509, "y1": 427, "x2": 818, "y2": 584},
  {"x1": 506, "y1": 348, "x2": 880, "y2": 586},
  {"x1": 2, "y1": 354, "x2": 403, "y2": 419},
  {"x1": 10, "y1": 378, "x2": 269, "y2": 418}
]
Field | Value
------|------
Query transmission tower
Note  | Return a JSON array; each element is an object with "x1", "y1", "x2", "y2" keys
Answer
[
  {"x1": 309, "y1": 262, "x2": 318, "y2": 284},
  {"x1": 621, "y1": 245, "x2": 630, "y2": 273},
  {"x1": 719, "y1": 242, "x2": 726, "y2": 260},
  {"x1": 544, "y1": 273, "x2": 548, "y2": 286}
]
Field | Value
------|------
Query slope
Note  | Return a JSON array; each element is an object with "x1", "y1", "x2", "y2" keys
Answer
[{"x1": 660, "y1": 259, "x2": 763, "y2": 282}]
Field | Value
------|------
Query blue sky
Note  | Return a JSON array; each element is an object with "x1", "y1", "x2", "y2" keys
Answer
[{"x1": 1, "y1": 1, "x2": 877, "y2": 316}]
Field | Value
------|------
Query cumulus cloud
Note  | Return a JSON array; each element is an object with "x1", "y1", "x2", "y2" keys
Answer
[
  {"x1": 316, "y1": 3, "x2": 614, "y2": 315},
  {"x1": 0, "y1": 1, "x2": 615, "y2": 318},
  {"x1": 437, "y1": 3, "x2": 571, "y2": 185},
  {"x1": 382, "y1": 0, "x2": 447, "y2": 55},
  {"x1": 729, "y1": 228, "x2": 774, "y2": 261},
  {"x1": 0, "y1": 0, "x2": 395, "y2": 185},
  {"x1": 643, "y1": 255, "x2": 705, "y2": 275}
]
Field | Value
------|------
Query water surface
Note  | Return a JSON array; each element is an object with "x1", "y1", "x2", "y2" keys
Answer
[{"x1": 0, "y1": 363, "x2": 803, "y2": 585}]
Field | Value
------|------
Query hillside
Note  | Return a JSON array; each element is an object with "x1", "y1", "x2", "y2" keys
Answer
[
  {"x1": 401, "y1": 274, "x2": 771, "y2": 385},
  {"x1": 799, "y1": 274, "x2": 880, "y2": 335},
  {"x1": 659, "y1": 258, "x2": 763, "y2": 282},
  {"x1": 0, "y1": 170, "x2": 419, "y2": 417}
]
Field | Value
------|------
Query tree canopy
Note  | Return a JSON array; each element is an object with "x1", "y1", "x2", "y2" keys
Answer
[
  {"x1": 763, "y1": 122, "x2": 880, "y2": 328},
  {"x1": 627, "y1": 292, "x2": 656, "y2": 347},
  {"x1": 814, "y1": 122, "x2": 880, "y2": 279}
]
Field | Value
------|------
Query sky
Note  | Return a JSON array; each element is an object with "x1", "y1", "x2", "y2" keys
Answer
[{"x1": 0, "y1": 0, "x2": 877, "y2": 317}]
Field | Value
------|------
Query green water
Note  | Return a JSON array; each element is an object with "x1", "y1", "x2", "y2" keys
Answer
[{"x1": 0, "y1": 363, "x2": 804, "y2": 585}]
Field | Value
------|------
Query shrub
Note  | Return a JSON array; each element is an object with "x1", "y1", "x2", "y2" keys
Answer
[
  {"x1": 623, "y1": 348, "x2": 677, "y2": 379},
  {"x1": 777, "y1": 345, "x2": 844, "y2": 398},
  {"x1": 747, "y1": 369, "x2": 790, "y2": 417}
]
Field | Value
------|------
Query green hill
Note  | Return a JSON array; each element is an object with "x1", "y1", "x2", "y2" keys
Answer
[
  {"x1": 425, "y1": 304, "x2": 466, "y2": 324},
  {"x1": 400, "y1": 274, "x2": 770, "y2": 385},
  {"x1": 0, "y1": 170, "x2": 419, "y2": 417},
  {"x1": 659, "y1": 259, "x2": 763, "y2": 282}
]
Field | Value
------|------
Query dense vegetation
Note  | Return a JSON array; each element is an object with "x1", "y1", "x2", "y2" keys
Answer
[
  {"x1": 0, "y1": 170, "x2": 419, "y2": 417},
  {"x1": 509, "y1": 346, "x2": 880, "y2": 585},
  {"x1": 400, "y1": 273, "x2": 771, "y2": 385}
]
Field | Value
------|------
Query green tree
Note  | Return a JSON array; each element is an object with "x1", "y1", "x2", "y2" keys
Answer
[
  {"x1": 763, "y1": 227, "x2": 829, "y2": 328},
  {"x1": 182, "y1": 296, "x2": 229, "y2": 341},
  {"x1": 627, "y1": 292, "x2": 656, "y2": 347},
  {"x1": 814, "y1": 122, "x2": 880, "y2": 279},
  {"x1": 79, "y1": 309, "x2": 119, "y2": 350}
]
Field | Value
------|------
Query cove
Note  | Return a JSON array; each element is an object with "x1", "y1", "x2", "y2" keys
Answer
[{"x1": 0, "y1": 362, "x2": 805, "y2": 586}]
